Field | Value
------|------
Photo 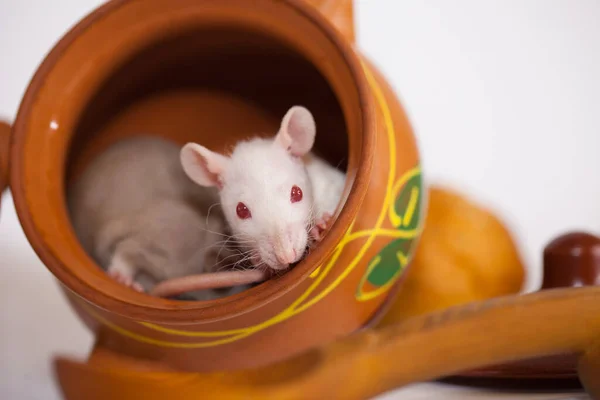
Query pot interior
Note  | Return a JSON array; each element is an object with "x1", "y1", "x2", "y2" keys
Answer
[
  {"x1": 64, "y1": 26, "x2": 350, "y2": 300},
  {"x1": 66, "y1": 27, "x2": 349, "y2": 181}
]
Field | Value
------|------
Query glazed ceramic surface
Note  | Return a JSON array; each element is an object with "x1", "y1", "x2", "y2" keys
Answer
[{"x1": 5, "y1": 0, "x2": 422, "y2": 371}]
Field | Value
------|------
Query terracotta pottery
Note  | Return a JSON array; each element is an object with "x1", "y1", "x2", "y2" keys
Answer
[
  {"x1": 5, "y1": 2, "x2": 600, "y2": 399},
  {"x1": 0, "y1": 0, "x2": 423, "y2": 372},
  {"x1": 52, "y1": 230, "x2": 600, "y2": 399}
]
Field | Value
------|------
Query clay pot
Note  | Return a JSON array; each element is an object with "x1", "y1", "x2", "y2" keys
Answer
[{"x1": 0, "y1": 0, "x2": 422, "y2": 371}]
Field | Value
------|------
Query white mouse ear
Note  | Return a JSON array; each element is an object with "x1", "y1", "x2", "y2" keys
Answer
[
  {"x1": 274, "y1": 106, "x2": 316, "y2": 157},
  {"x1": 180, "y1": 143, "x2": 229, "y2": 189}
]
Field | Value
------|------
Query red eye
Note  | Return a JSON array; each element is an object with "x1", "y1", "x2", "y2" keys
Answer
[
  {"x1": 290, "y1": 185, "x2": 303, "y2": 203},
  {"x1": 236, "y1": 202, "x2": 251, "y2": 219}
]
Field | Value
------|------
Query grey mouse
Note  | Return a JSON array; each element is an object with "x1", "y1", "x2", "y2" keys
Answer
[{"x1": 67, "y1": 135, "x2": 246, "y2": 300}]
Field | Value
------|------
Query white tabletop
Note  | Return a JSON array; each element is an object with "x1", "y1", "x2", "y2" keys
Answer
[{"x1": 2, "y1": 0, "x2": 599, "y2": 398}]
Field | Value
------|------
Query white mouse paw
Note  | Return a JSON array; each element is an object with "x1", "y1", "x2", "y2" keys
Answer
[{"x1": 311, "y1": 212, "x2": 333, "y2": 242}]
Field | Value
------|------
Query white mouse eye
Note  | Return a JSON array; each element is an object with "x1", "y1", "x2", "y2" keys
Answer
[
  {"x1": 236, "y1": 202, "x2": 252, "y2": 219},
  {"x1": 290, "y1": 185, "x2": 303, "y2": 203}
]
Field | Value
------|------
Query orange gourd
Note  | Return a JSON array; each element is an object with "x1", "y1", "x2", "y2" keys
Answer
[{"x1": 379, "y1": 185, "x2": 525, "y2": 324}]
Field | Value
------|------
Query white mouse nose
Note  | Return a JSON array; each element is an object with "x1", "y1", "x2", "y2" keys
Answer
[{"x1": 275, "y1": 248, "x2": 297, "y2": 265}]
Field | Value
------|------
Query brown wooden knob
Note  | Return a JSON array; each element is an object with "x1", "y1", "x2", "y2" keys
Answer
[{"x1": 542, "y1": 231, "x2": 600, "y2": 289}]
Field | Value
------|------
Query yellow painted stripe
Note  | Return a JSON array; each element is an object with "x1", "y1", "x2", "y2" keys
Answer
[{"x1": 403, "y1": 187, "x2": 419, "y2": 228}]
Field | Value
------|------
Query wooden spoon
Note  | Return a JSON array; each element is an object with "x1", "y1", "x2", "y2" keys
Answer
[{"x1": 458, "y1": 231, "x2": 600, "y2": 383}]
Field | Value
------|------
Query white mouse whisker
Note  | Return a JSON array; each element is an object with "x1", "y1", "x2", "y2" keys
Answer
[
  {"x1": 215, "y1": 247, "x2": 246, "y2": 263},
  {"x1": 205, "y1": 202, "x2": 221, "y2": 221},
  {"x1": 215, "y1": 249, "x2": 255, "y2": 271},
  {"x1": 213, "y1": 252, "x2": 244, "y2": 266},
  {"x1": 196, "y1": 228, "x2": 232, "y2": 238},
  {"x1": 215, "y1": 257, "x2": 248, "y2": 272},
  {"x1": 195, "y1": 239, "x2": 235, "y2": 251},
  {"x1": 215, "y1": 242, "x2": 241, "y2": 264},
  {"x1": 228, "y1": 257, "x2": 254, "y2": 272}
]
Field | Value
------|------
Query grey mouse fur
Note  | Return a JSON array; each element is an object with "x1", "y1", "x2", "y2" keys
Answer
[{"x1": 67, "y1": 135, "x2": 247, "y2": 300}]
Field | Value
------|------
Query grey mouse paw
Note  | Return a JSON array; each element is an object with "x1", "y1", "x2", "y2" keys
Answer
[
  {"x1": 108, "y1": 269, "x2": 145, "y2": 292},
  {"x1": 106, "y1": 255, "x2": 145, "y2": 292}
]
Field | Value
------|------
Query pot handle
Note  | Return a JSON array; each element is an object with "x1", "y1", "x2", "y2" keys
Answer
[
  {"x1": 304, "y1": 0, "x2": 355, "y2": 43},
  {"x1": 0, "y1": 121, "x2": 10, "y2": 211}
]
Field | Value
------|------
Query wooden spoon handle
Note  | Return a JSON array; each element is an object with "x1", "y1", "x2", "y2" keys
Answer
[
  {"x1": 149, "y1": 269, "x2": 269, "y2": 298},
  {"x1": 55, "y1": 286, "x2": 600, "y2": 399}
]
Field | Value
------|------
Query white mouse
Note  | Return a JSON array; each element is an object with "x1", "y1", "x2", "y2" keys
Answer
[
  {"x1": 67, "y1": 136, "x2": 246, "y2": 300},
  {"x1": 180, "y1": 105, "x2": 347, "y2": 272}
]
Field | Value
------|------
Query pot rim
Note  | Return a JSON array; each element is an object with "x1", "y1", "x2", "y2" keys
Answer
[{"x1": 10, "y1": 0, "x2": 376, "y2": 324}]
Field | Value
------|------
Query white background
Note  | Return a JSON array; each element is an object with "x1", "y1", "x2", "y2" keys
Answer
[{"x1": 1, "y1": 0, "x2": 598, "y2": 399}]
